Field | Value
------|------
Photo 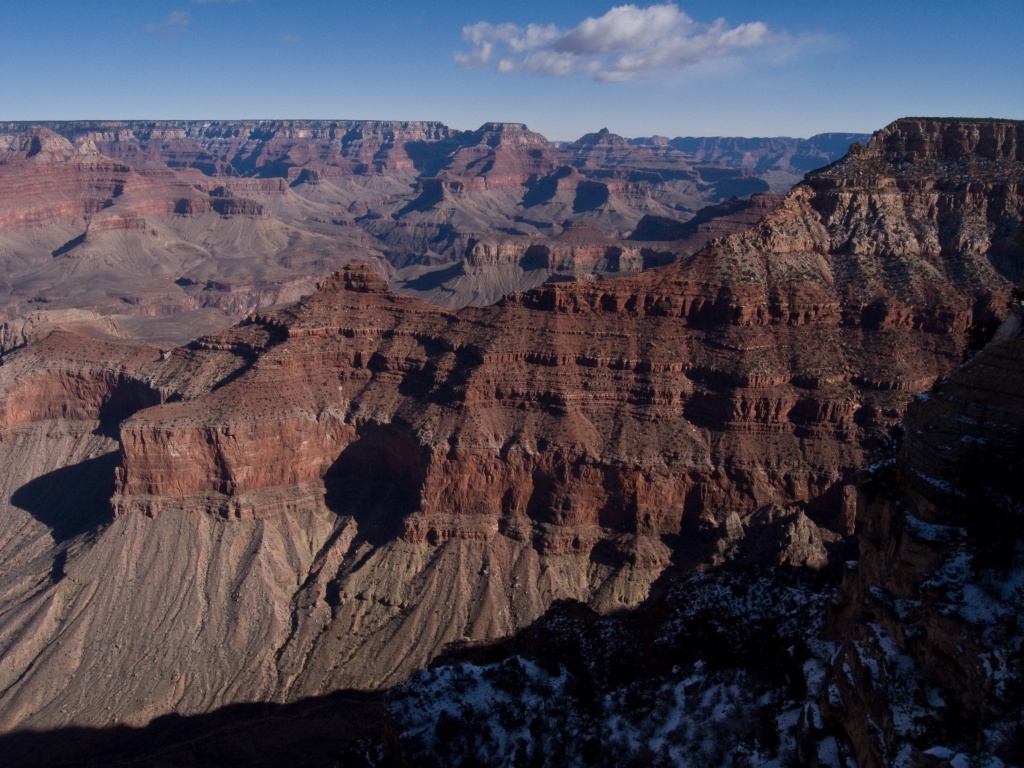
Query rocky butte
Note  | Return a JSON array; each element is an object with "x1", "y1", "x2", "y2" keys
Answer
[{"x1": 0, "y1": 117, "x2": 1020, "y2": 765}]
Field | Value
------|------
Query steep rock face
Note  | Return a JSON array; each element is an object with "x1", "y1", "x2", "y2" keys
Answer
[
  {"x1": 35, "y1": 120, "x2": 462, "y2": 178},
  {"x1": 631, "y1": 192, "x2": 785, "y2": 245},
  {"x1": 435, "y1": 123, "x2": 560, "y2": 191},
  {"x1": 459, "y1": 228, "x2": 645, "y2": 282},
  {"x1": 656, "y1": 118, "x2": 1024, "y2": 335},
  {"x1": 114, "y1": 114, "x2": 1023, "y2": 543},
  {"x1": 572, "y1": 128, "x2": 697, "y2": 180},
  {"x1": 0, "y1": 128, "x2": 171, "y2": 229},
  {"x1": 0, "y1": 118, "x2": 1019, "y2": 738},
  {"x1": 114, "y1": 262, "x2": 868, "y2": 539},
  {"x1": 389, "y1": 197, "x2": 785, "y2": 310},
  {"x1": 0, "y1": 119, "x2": 849, "y2": 331},
  {"x1": 825, "y1": 303, "x2": 1024, "y2": 767}
]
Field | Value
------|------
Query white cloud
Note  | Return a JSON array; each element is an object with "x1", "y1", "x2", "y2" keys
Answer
[
  {"x1": 146, "y1": 11, "x2": 192, "y2": 40},
  {"x1": 454, "y1": 21, "x2": 560, "y2": 67},
  {"x1": 454, "y1": 3, "x2": 778, "y2": 82}
]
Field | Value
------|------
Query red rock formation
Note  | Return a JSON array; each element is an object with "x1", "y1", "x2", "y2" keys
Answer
[
  {"x1": 103, "y1": 119, "x2": 1020, "y2": 532},
  {"x1": 436, "y1": 123, "x2": 560, "y2": 191},
  {"x1": 0, "y1": 119, "x2": 863, "y2": 343},
  {"x1": 0, "y1": 117, "x2": 1017, "y2": 740}
]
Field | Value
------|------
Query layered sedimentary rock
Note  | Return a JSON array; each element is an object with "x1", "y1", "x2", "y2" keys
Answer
[
  {"x1": 0, "y1": 126, "x2": 393, "y2": 345},
  {"x1": 391, "y1": 221, "x2": 674, "y2": 308},
  {"x1": 390, "y1": 197, "x2": 790, "y2": 309},
  {"x1": 22, "y1": 120, "x2": 462, "y2": 178},
  {"x1": 662, "y1": 131, "x2": 874, "y2": 191},
  {"x1": 0, "y1": 118, "x2": 1018, "y2": 740},
  {"x1": 0, "y1": 120, "x2": 862, "y2": 346},
  {"x1": 825, "y1": 301, "x2": 1024, "y2": 767}
]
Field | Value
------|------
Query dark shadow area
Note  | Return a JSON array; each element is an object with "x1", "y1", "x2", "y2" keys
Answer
[
  {"x1": 572, "y1": 181, "x2": 610, "y2": 213},
  {"x1": 403, "y1": 139, "x2": 462, "y2": 175},
  {"x1": 708, "y1": 176, "x2": 771, "y2": 200},
  {"x1": 512, "y1": 215, "x2": 555, "y2": 230},
  {"x1": 431, "y1": 346, "x2": 483, "y2": 406},
  {"x1": 521, "y1": 166, "x2": 572, "y2": 208},
  {"x1": 51, "y1": 233, "x2": 86, "y2": 258},
  {"x1": 0, "y1": 690, "x2": 393, "y2": 768},
  {"x1": 395, "y1": 179, "x2": 444, "y2": 216},
  {"x1": 628, "y1": 214, "x2": 691, "y2": 242},
  {"x1": 227, "y1": 142, "x2": 264, "y2": 176},
  {"x1": 10, "y1": 452, "x2": 118, "y2": 543},
  {"x1": 640, "y1": 248, "x2": 677, "y2": 269},
  {"x1": 681, "y1": 391, "x2": 731, "y2": 431},
  {"x1": 95, "y1": 378, "x2": 164, "y2": 438},
  {"x1": 323, "y1": 422, "x2": 428, "y2": 547},
  {"x1": 26, "y1": 135, "x2": 43, "y2": 158},
  {"x1": 859, "y1": 298, "x2": 890, "y2": 331},
  {"x1": 391, "y1": 261, "x2": 464, "y2": 292},
  {"x1": 50, "y1": 549, "x2": 67, "y2": 582},
  {"x1": 587, "y1": 538, "x2": 628, "y2": 567},
  {"x1": 518, "y1": 244, "x2": 551, "y2": 271}
]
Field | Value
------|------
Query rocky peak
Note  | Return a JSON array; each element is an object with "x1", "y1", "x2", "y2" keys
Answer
[
  {"x1": 570, "y1": 127, "x2": 629, "y2": 149},
  {"x1": 813, "y1": 118, "x2": 1023, "y2": 188},
  {"x1": 333, "y1": 261, "x2": 390, "y2": 294},
  {"x1": 468, "y1": 122, "x2": 548, "y2": 148},
  {"x1": 627, "y1": 135, "x2": 671, "y2": 148}
]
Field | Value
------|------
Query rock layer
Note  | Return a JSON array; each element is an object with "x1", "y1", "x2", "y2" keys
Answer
[
  {"x1": 825, "y1": 300, "x2": 1024, "y2": 767},
  {"x1": 0, "y1": 120, "x2": 864, "y2": 345},
  {"x1": 0, "y1": 118, "x2": 1019, "y2": 739}
]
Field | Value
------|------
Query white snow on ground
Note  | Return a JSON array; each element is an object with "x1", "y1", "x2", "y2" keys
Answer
[
  {"x1": 394, "y1": 654, "x2": 812, "y2": 767},
  {"x1": 389, "y1": 544, "x2": 1024, "y2": 767},
  {"x1": 390, "y1": 570, "x2": 843, "y2": 767},
  {"x1": 910, "y1": 469, "x2": 956, "y2": 495},
  {"x1": 904, "y1": 513, "x2": 963, "y2": 542},
  {"x1": 817, "y1": 735, "x2": 841, "y2": 767}
]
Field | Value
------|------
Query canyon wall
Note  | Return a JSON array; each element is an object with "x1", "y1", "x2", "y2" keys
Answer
[
  {"x1": 824, "y1": 301, "x2": 1024, "y2": 766},
  {"x1": 0, "y1": 118, "x2": 1018, "y2": 744},
  {"x1": 0, "y1": 120, "x2": 863, "y2": 346}
]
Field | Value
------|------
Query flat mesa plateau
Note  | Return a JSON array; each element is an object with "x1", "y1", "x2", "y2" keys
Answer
[{"x1": 0, "y1": 117, "x2": 1021, "y2": 767}]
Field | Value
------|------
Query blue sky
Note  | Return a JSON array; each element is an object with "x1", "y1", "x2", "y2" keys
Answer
[{"x1": 2, "y1": 1, "x2": 1021, "y2": 140}]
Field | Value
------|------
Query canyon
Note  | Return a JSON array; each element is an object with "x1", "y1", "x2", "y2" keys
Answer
[
  {"x1": 0, "y1": 120, "x2": 858, "y2": 348},
  {"x1": 0, "y1": 117, "x2": 1020, "y2": 766}
]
